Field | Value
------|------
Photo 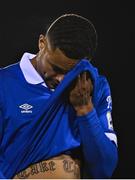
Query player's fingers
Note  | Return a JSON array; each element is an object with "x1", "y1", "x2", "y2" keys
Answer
[
  {"x1": 82, "y1": 71, "x2": 86, "y2": 81},
  {"x1": 88, "y1": 78, "x2": 93, "y2": 95},
  {"x1": 80, "y1": 72, "x2": 87, "y2": 90},
  {"x1": 77, "y1": 74, "x2": 82, "y2": 94}
]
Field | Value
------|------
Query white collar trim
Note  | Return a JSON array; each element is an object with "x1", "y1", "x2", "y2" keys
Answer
[{"x1": 19, "y1": 52, "x2": 47, "y2": 86}]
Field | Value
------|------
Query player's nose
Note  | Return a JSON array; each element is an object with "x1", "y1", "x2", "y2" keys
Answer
[{"x1": 55, "y1": 74, "x2": 65, "y2": 82}]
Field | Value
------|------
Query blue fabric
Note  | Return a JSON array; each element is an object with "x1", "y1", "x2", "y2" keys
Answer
[
  {"x1": 0, "y1": 59, "x2": 118, "y2": 178},
  {"x1": 76, "y1": 109, "x2": 118, "y2": 178},
  {"x1": 0, "y1": 171, "x2": 5, "y2": 179}
]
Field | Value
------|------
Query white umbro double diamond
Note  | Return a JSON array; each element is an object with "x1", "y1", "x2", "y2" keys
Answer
[{"x1": 19, "y1": 103, "x2": 33, "y2": 113}]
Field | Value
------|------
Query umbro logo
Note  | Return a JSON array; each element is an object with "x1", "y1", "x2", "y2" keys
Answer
[{"x1": 19, "y1": 103, "x2": 33, "y2": 113}]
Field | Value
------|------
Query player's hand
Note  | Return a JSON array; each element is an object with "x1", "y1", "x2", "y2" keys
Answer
[{"x1": 69, "y1": 71, "x2": 94, "y2": 116}]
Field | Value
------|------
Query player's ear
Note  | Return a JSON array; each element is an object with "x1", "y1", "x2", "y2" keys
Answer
[{"x1": 38, "y1": 34, "x2": 47, "y2": 51}]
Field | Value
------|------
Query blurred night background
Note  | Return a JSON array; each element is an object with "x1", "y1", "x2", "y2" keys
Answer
[{"x1": 0, "y1": 0, "x2": 134, "y2": 178}]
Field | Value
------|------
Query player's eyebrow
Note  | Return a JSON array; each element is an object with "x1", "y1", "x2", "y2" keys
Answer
[{"x1": 49, "y1": 62, "x2": 69, "y2": 74}]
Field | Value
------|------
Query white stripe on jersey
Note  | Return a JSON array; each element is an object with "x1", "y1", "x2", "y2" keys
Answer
[{"x1": 105, "y1": 132, "x2": 118, "y2": 146}]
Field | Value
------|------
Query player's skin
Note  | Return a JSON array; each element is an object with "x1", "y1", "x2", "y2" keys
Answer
[{"x1": 14, "y1": 34, "x2": 93, "y2": 179}]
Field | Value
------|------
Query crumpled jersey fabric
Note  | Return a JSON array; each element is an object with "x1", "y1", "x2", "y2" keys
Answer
[{"x1": 0, "y1": 59, "x2": 99, "y2": 178}]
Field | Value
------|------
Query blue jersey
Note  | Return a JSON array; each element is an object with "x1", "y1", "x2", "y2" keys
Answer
[{"x1": 0, "y1": 53, "x2": 118, "y2": 178}]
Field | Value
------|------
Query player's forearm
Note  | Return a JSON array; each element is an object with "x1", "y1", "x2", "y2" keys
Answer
[
  {"x1": 76, "y1": 108, "x2": 118, "y2": 178},
  {"x1": 0, "y1": 170, "x2": 6, "y2": 179}
]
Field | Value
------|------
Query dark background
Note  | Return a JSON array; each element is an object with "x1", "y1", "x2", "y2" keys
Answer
[{"x1": 0, "y1": 0, "x2": 134, "y2": 178}]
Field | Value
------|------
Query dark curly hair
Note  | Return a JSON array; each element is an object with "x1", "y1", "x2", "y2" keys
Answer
[{"x1": 46, "y1": 14, "x2": 97, "y2": 60}]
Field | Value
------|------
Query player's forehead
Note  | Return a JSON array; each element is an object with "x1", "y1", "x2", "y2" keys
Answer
[{"x1": 46, "y1": 39, "x2": 79, "y2": 71}]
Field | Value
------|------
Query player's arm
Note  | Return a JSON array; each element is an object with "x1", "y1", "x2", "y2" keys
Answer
[
  {"x1": 0, "y1": 108, "x2": 6, "y2": 179},
  {"x1": 0, "y1": 111, "x2": 6, "y2": 179},
  {"x1": 0, "y1": 70, "x2": 6, "y2": 179},
  {"x1": 69, "y1": 72, "x2": 118, "y2": 178}
]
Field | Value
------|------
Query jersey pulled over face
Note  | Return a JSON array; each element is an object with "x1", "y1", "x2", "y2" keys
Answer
[{"x1": 35, "y1": 36, "x2": 79, "y2": 89}]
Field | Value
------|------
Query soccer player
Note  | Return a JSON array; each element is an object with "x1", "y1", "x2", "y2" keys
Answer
[{"x1": 0, "y1": 14, "x2": 118, "y2": 179}]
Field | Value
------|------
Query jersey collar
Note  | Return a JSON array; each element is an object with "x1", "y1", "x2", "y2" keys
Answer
[{"x1": 19, "y1": 52, "x2": 47, "y2": 87}]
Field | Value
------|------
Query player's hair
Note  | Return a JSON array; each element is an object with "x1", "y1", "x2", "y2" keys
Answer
[{"x1": 46, "y1": 14, "x2": 98, "y2": 60}]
